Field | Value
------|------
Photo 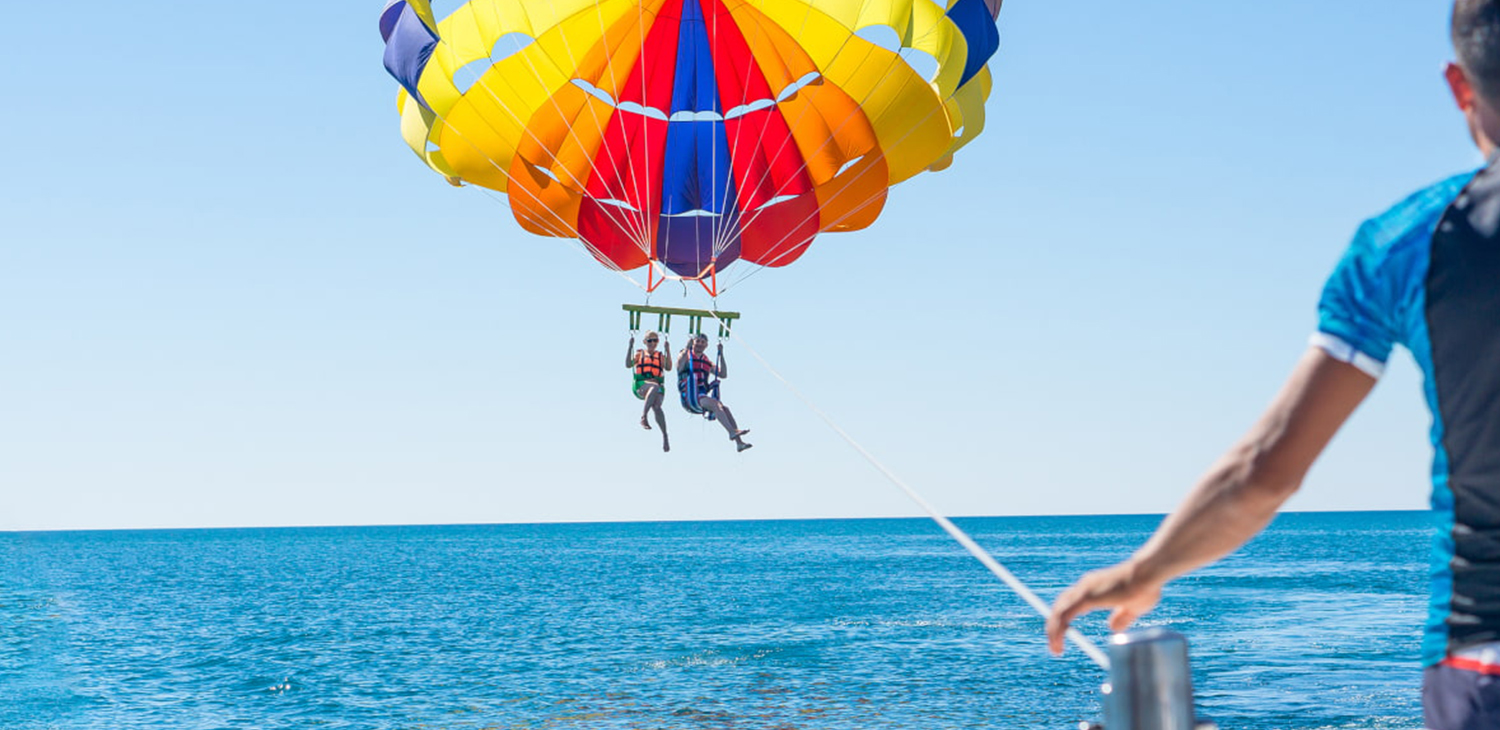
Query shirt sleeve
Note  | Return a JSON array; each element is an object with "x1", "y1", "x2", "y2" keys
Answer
[{"x1": 1314, "y1": 219, "x2": 1399, "y2": 379}]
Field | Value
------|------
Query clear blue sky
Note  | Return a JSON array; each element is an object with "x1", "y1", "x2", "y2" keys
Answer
[{"x1": 1, "y1": 1, "x2": 1482, "y2": 530}]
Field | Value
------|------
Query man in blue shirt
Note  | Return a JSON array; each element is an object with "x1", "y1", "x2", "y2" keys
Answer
[{"x1": 1045, "y1": 2, "x2": 1500, "y2": 727}]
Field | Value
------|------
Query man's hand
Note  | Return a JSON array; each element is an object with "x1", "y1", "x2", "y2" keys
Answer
[
  {"x1": 1045, "y1": 561, "x2": 1163, "y2": 655},
  {"x1": 1043, "y1": 347, "x2": 1376, "y2": 657}
]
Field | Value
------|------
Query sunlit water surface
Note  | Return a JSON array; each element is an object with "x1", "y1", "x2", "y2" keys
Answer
[{"x1": 2, "y1": 512, "x2": 1430, "y2": 729}]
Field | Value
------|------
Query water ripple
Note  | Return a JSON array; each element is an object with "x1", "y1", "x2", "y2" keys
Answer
[{"x1": 0, "y1": 513, "x2": 1427, "y2": 729}]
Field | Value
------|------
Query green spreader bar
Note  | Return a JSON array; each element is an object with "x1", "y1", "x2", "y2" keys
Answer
[{"x1": 623, "y1": 304, "x2": 740, "y2": 337}]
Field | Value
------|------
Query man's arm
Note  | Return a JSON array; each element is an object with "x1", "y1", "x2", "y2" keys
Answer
[
  {"x1": 626, "y1": 337, "x2": 636, "y2": 368},
  {"x1": 716, "y1": 343, "x2": 728, "y2": 378},
  {"x1": 1045, "y1": 346, "x2": 1377, "y2": 654}
]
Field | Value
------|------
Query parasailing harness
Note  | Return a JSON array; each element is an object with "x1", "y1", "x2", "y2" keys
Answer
[{"x1": 624, "y1": 303, "x2": 739, "y2": 419}]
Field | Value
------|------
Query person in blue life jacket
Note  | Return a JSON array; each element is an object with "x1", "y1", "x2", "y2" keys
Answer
[
  {"x1": 1045, "y1": 3, "x2": 1500, "y2": 727},
  {"x1": 678, "y1": 333, "x2": 752, "y2": 453},
  {"x1": 627, "y1": 331, "x2": 673, "y2": 452}
]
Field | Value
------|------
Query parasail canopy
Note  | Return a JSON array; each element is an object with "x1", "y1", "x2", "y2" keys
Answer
[{"x1": 381, "y1": 0, "x2": 1001, "y2": 291}]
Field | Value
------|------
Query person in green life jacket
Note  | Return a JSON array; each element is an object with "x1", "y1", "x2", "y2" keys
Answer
[
  {"x1": 678, "y1": 333, "x2": 751, "y2": 453},
  {"x1": 627, "y1": 331, "x2": 672, "y2": 452}
]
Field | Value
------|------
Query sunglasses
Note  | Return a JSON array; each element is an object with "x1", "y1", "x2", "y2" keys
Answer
[{"x1": 644, "y1": 339, "x2": 658, "y2": 343}]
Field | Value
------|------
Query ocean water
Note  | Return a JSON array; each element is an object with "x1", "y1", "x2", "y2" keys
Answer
[{"x1": 1, "y1": 511, "x2": 1431, "y2": 729}]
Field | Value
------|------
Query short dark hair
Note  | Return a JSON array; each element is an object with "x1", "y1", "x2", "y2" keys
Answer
[{"x1": 1454, "y1": 0, "x2": 1500, "y2": 100}]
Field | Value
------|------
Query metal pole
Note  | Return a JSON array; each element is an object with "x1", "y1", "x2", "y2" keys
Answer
[{"x1": 1103, "y1": 629, "x2": 1208, "y2": 730}]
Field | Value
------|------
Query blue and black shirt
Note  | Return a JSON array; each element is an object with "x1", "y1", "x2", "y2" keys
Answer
[{"x1": 1316, "y1": 160, "x2": 1500, "y2": 666}]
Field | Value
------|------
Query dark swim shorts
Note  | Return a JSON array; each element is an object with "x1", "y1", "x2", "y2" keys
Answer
[{"x1": 1424, "y1": 655, "x2": 1500, "y2": 730}]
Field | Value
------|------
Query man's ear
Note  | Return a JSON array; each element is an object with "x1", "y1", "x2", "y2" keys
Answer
[{"x1": 1447, "y1": 62, "x2": 1477, "y2": 112}]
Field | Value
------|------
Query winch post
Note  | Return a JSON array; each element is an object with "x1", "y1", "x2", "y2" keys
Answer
[{"x1": 1102, "y1": 629, "x2": 1213, "y2": 730}]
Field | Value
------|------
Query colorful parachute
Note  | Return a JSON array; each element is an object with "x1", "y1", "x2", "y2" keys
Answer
[{"x1": 380, "y1": 0, "x2": 1000, "y2": 291}]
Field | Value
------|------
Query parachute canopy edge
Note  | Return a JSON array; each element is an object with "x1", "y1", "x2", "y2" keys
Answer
[
  {"x1": 380, "y1": 0, "x2": 1007, "y2": 286},
  {"x1": 381, "y1": 0, "x2": 440, "y2": 110}
]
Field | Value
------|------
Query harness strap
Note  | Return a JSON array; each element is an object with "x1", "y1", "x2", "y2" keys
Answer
[{"x1": 677, "y1": 351, "x2": 719, "y2": 420}]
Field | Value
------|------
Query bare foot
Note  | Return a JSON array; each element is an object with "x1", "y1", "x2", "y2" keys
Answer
[
  {"x1": 641, "y1": 417, "x2": 651, "y2": 430},
  {"x1": 736, "y1": 442, "x2": 753, "y2": 453},
  {"x1": 663, "y1": 440, "x2": 671, "y2": 453}
]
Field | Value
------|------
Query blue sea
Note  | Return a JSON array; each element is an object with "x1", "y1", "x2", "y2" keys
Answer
[{"x1": 2, "y1": 512, "x2": 1431, "y2": 729}]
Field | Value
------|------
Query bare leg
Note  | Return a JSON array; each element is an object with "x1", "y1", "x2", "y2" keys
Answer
[
  {"x1": 647, "y1": 389, "x2": 669, "y2": 451},
  {"x1": 639, "y1": 383, "x2": 659, "y2": 429},
  {"x1": 698, "y1": 396, "x2": 749, "y2": 450}
]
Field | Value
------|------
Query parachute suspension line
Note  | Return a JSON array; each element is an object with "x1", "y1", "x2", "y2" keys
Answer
[
  {"x1": 714, "y1": 13, "x2": 912, "y2": 283},
  {"x1": 420, "y1": 0, "x2": 971, "y2": 295},
  {"x1": 703, "y1": 313, "x2": 1111, "y2": 671},
  {"x1": 699, "y1": 265, "x2": 719, "y2": 298},
  {"x1": 436, "y1": 74, "x2": 649, "y2": 255},
  {"x1": 729, "y1": 0, "x2": 970, "y2": 270},
  {"x1": 577, "y1": 237, "x2": 651, "y2": 293},
  {"x1": 694, "y1": 23, "x2": 713, "y2": 295},
  {"x1": 709, "y1": 3, "x2": 738, "y2": 266},
  {"x1": 421, "y1": 47, "x2": 631, "y2": 244},
  {"x1": 577, "y1": 0, "x2": 653, "y2": 256},
  {"x1": 489, "y1": 4, "x2": 655, "y2": 253},
  {"x1": 662, "y1": 186, "x2": 679, "y2": 288},
  {"x1": 578, "y1": 0, "x2": 656, "y2": 257},
  {"x1": 705, "y1": 6, "x2": 818, "y2": 263},
  {"x1": 660, "y1": 0, "x2": 707, "y2": 288},
  {"x1": 718, "y1": 165, "x2": 894, "y2": 294},
  {"x1": 411, "y1": 7, "x2": 663, "y2": 286},
  {"x1": 647, "y1": 261, "x2": 665, "y2": 294},
  {"x1": 717, "y1": 0, "x2": 894, "y2": 242},
  {"x1": 442, "y1": 0, "x2": 653, "y2": 253},
  {"x1": 720, "y1": 163, "x2": 888, "y2": 293},
  {"x1": 443, "y1": 126, "x2": 637, "y2": 285},
  {"x1": 441, "y1": 137, "x2": 588, "y2": 248},
  {"x1": 714, "y1": 0, "x2": 848, "y2": 260},
  {"x1": 467, "y1": 184, "x2": 567, "y2": 241},
  {"x1": 634, "y1": 0, "x2": 655, "y2": 262},
  {"x1": 408, "y1": 68, "x2": 589, "y2": 246},
  {"x1": 472, "y1": 186, "x2": 650, "y2": 293},
  {"x1": 720, "y1": 78, "x2": 963, "y2": 294}
]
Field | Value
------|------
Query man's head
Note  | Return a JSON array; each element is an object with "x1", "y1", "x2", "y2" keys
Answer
[
  {"x1": 691, "y1": 333, "x2": 709, "y2": 352},
  {"x1": 643, "y1": 331, "x2": 660, "y2": 350},
  {"x1": 1450, "y1": 0, "x2": 1500, "y2": 154}
]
